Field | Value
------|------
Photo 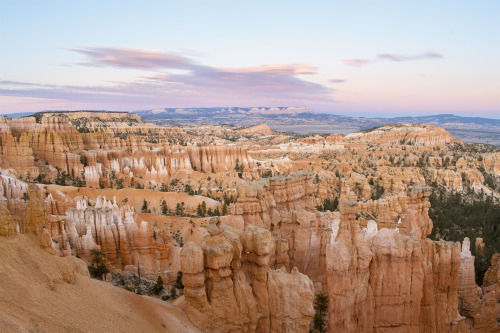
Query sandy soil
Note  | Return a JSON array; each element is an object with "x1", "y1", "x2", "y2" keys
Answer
[{"x1": 0, "y1": 234, "x2": 199, "y2": 333}]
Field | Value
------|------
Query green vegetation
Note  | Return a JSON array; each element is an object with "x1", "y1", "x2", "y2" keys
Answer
[
  {"x1": 34, "y1": 173, "x2": 49, "y2": 184},
  {"x1": 88, "y1": 249, "x2": 109, "y2": 278},
  {"x1": 197, "y1": 201, "x2": 207, "y2": 217},
  {"x1": 164, "y1": 272, "x2": 184, "y2": 301},
  {"x1": 54, "y1": 168, "x2": 86, "y2": 187},
  {"x1": 161, "y1": 200, "x2": 169, "y2": 215},
  {"x1": 153, "y1": 275, "x2": 164, "y2": 295},
  {"x1": 429, "y1": 190, "x2": 500, "y2": 284},
  {"x1": 371, "y1": 182, "x2": 385, "y2": 200},
  {"x1": 234, "y1": 159, "x2": 244, "y2": 173},
  {"x1": 175, "y1": 202, "x2": 185, "y2": 216},
  {"x1": 172, "y1": 230, "x2": 184, "y2": 247},
  {"x1": 312, "y1": 292, "x2": 328, "y2": 332},
  {"x1": 316, "y1": 197, "x2": 339, "y2": 212},
  {"x1": 141, "y1": 199, "x2": 148, "y2": 213}
]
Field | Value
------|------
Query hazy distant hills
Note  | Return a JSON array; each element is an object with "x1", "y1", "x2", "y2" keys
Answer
[
  {"x1": 136, "y1": 107, "x2": 500, "y2": 145},
  {"x1": 3, "y1": 107, "x2": 500, "y2": 145}
]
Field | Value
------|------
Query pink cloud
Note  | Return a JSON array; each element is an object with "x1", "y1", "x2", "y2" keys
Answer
[
  {"x1": 70, "y1": 46, "x2": 194, "y2": 69},
  {"x1": 224, "y1": 64, "x2": 318, "y2": 75},
  {"x1": 330, "y1": 79, "x2": 346, "y2": 83},
  {"x1": 0, "y1": 51, "x2": 335, "y2": 111},
  {"x1": 342, "y1": 58, "x2": 371, "y2": 67}
]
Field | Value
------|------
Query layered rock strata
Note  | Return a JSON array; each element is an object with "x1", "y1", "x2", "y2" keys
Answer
[
  {"x1": 0, "y1": 113, "x2": 254, "y2": 188},
  {"x1": 344, "y1": 124, "x2": 455, "y2": 147},
  {"x1": 180, "y1": 219, "x2": 314, "y2": 332},
  {"x1": 60, "y1": 196, "x2": 176, "y2": 278},
  {"x1": 326, "y1": 199, "x2": 469, "y2": 332},
  {"x1": 232, "y1": 171, "x2": 333, "y2": 290}
]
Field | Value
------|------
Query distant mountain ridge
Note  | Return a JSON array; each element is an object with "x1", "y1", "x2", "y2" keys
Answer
[
  {"x1": 393, "y1": 114, "x2": 500, "y2": 127},
  {"x1": 2, "y1": 107, "x2": 500, "y2": 145},
  {"x1": 136, "y1": 108, "x2": 500, "y2": 145}
]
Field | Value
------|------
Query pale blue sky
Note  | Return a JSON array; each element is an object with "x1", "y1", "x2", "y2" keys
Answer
[{"x1": 1, "y1": 0, "x2": 499, "y2": 117}]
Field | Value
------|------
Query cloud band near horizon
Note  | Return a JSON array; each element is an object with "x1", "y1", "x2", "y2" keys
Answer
[{"x1": 0, "y1": 47, "x2": 337, "y2": 111}]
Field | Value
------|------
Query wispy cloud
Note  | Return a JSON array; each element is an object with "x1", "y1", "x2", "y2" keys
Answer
[
  {"x1": 330, "y1": 79, "x2": 346, "y2": 84},
  {"x1": 377, "y1": 52, "x2": 444, "y2": 62},
  {"x1": 343, "y1": 58, "x2": 371, "y2": 67},
  {"x1": 70, "y1": 47, "x2": 195, "y2": 70},
  {"x1": 0, "y1": 47, "x2": 337, "y2": 111},
  {"x1": 343, "y1": 52, "x2": 444, "y2": 67},
  {"x1": 0, "y1": 80, "x2": 58, "y2": 88}
]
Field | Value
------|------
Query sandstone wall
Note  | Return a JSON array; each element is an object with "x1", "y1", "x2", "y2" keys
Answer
[
  {"x1": 326, "y1": 200, "x2": 469, "y2": 332},
  {"x1": 180, "y1": 220, "x2": 314, "y2": 332},
  {"x1": 232, "y1": 171, "x2": 333, "y2": 290},
  {"x1": 0, "y1": 114, "x2": 254, "y2": 188},
  {"x1": 61, "y1": 196, "x2": 176, "y2": 278}
]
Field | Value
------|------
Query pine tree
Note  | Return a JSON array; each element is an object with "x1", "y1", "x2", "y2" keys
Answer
[
  {"x1": 161, "y1": 200, "x2": 168, "y2": 215},
  {"x1": 313, "y1": 292, "x2": 328, "y2": 332},
  {"x1": 153, "y1": 275, "x2": 164, "y2": 295}
]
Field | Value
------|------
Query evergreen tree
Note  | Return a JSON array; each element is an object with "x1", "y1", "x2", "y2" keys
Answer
[
  {"x1": 161, "y1": 200, "x2": 168, "y2": 215},
  {"x1": 153, "y1": 275, "x2": 164, "y2": 295},
  {"x1": 88, "y1": 249, "x2": 109, "y2": 278},
  {"x1": 313, "y1": 292, "x2": 328, "y2": 332}
]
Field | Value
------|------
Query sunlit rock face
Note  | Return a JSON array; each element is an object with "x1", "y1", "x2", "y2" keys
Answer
[
  {"x1": 476, "y1": 253, "x2": 500, "y2": 331},
  {"x1": 232, "y1": 171, "x2": 333, "y2": 291},
  {"x1": 325, "y1": 200, "x2": 469, "y2": 332},
  {"x1": 0, "y1": 113, "x2": 254, "y2": 189},
  {"x1": 344, "y1": 124, "x2": 455, "y2": 147},
  {"x1": 0, "y1": 174, "x2": 181, "y2": 280},
  {"x1": 61, "y1": 196, "x2": 177, "y2": 279},
  {"x1": 180, "y1": 220, "x2": 314, "y2": 332},
  {"x1": 0, "y1": 202, "x2": 16, "y2": 237},
  {"x1": 231, "y1": 170, "x2": 500, "y2": 332}
]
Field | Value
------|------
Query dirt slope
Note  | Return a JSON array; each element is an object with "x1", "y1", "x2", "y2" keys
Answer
[{"x1": 0, "y1": 234, "x2": 199, "y2": 333}]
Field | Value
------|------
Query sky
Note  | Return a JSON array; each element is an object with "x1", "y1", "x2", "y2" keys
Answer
[{"x1": 0, "y1": 0, "x2": 499, "y2": 118}]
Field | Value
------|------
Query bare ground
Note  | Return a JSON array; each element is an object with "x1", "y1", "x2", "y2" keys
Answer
[{"x1": 0, "y1": 234, "x2": 199, "y2": 333}]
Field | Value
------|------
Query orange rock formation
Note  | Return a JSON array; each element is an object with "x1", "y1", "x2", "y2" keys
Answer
[{"x1": 180, "y1": 219, "x2": 314, "y2": 332}]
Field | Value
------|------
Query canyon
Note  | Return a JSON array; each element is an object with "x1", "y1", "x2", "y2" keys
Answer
[{"x1": 0, "y1": 111, "x2": 499, "y2": 332}]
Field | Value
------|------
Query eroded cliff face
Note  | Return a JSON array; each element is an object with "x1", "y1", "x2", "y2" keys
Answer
[
  {"x1": 456, "y1": 247, "x2": 500, "y2": 332},
  {"x1": 483, "y1": 254, "x2": 500, "y2": 328},
  {"x1": 0, "y1": 171, "x2": 181, "y2": 281},
  {"x1": 326, "y1": 198, "x2": 469, "y2": 333},
  {"x1": 229, "y1": 172, "x2": 486, "y2": 331},
  {"x1": 0, "y1": 181, "x2": 54, "y2": 251},
  {"x1": 0, "y1": 113, "x2": 254, "y2": 188},
  {"x1": 180, "y1": 219, "x2": 314, "y2": 332},
  {"x1": 0, "y1": 203, "x2": 16, "y2": 237},
  {"x1": 54, "y1": 196, "x2": 180, "y2": 281},
  {"x1": 344, "y1": 124, "x2": 455, "y2": 147},
  {"x1": 232, "y1": 171, "x2": 334, "y2": 291},
  {"x1": 326, "y1": 202, "x2": 374, "y2": 332},
  {"x1": 0, "y1": 115, "x2": 84, "y2": 178}
]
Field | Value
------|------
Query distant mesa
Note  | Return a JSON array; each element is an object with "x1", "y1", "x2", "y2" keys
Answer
[
  {"x1": 244, "y1": 107, "x2": 314, "y2": 115},
  {"x1": 138, "y1": 106, "x2": 314, "y2": 116}
]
